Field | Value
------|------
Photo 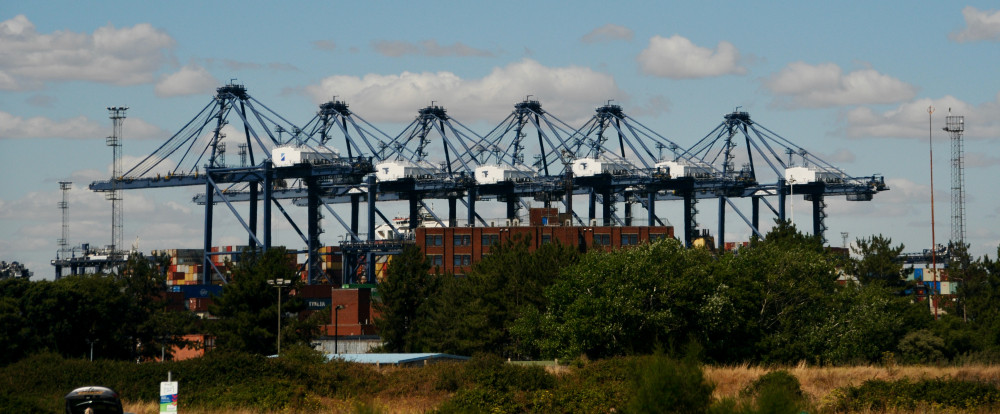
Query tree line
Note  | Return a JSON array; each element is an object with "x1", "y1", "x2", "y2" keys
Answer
[
  {"x1": 4, "y1": 224, "x2": 1000, "y2": 366},
  {"x1": 376, "y1": 222, "x2": 1000, "y2": 365}
]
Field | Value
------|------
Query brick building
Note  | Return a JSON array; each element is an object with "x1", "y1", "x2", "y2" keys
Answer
[{"x1": 416, "y1": 208, "x2": 673, "y2": 275}]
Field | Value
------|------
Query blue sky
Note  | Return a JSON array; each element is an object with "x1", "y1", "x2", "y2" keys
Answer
[{"x1": 2, "y1": 1, "x2": 999, "y2": 279}]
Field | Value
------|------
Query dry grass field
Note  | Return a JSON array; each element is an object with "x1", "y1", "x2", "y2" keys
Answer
[{"x1": 120, "y1": 364, "x2": 1000, "y2": 413}]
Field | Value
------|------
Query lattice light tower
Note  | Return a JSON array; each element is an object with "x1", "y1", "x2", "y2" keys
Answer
[
  {"x1": 945, "y1": 111, "x2": 966, "y2": 245},
  {"x1": 107, "y1": 106, "x2": 127, "y2": 255},
  {"x1": 58, "y1": 181, "x2": 72, "y2": 259}
]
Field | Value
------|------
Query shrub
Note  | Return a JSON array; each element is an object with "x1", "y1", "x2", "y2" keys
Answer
[
  {"x1": 627, "y1": 353, "x2": 714, "y2": 414},
  {"x1": 834, "y1": 377, "x2": 1000, "y2": 411}
]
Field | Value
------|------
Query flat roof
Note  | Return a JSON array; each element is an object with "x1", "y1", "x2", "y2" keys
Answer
[{"x1": 328, "y1": 353, "x2": 469, "y2": 365}]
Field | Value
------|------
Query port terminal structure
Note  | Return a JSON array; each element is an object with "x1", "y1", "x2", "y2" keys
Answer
[{"x1": 90, "y1": 83, "x2": 888, "y2": 285}]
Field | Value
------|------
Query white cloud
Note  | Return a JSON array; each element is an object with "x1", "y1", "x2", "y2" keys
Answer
[
  {"x1": 373, "y1": 39, "x2": 495, "y2": 57},
  {"x1": 0, "y1": 15, "x2": 174, "y2": 90},
  {"x1": 581, "y1": 24, "x2": 633, "y2": 43},
  {"x1": 764, "y1": 62, "x2": 917, "y2": 108},
  {"x1": 844, "y1": 94, "x2": 1000, "y2": 140},
  {"x1": 312, "y1": 39, "x2": 337, "y2": 51},
  {"x1": 637, "y1": 35, "x2": 746, "y2": 79},
  {"x1": 304, "y1": 58, "x2": 625, "y2": 123},
  {"x1": 155, "y1": 64, "x2": 219, "y2": 97},
  {"x1": 950, "y1": 6, "x2": 1000, "y2": 42},
  {"x1": 0, "y1": 111, "x2": 166, "y2": 140}
]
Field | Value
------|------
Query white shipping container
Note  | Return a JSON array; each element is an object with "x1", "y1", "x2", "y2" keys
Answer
[{"x1": 474, "y1": 164, "x2": 534, "y2": 184}]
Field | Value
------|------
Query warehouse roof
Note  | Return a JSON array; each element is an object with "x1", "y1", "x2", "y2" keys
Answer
[{"x1": 328, "y1": 353, "x2": 469, "y2": 366}]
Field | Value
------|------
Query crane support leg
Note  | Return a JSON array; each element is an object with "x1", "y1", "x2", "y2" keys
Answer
[
  {"x1": 624, "y1": 192, "x2": 633, "y2": 226},
  {"x1": 507, "y1": 196, "x2": 518, "y2": 221},
  {"x1": 467, "y1": 187, "x2": 476, "y2": 227},
  {"x1": 683, "y1": 192, "x2": 696, "y2": 248},
  {"x1": 249, "y1": 181, "x2": 258, "y2": 249},
  {"x1": 647, "y1": 192, "x2": 655, "y2": 226},
  {"x1": 589, "y1": 191, "x2": 597, "y2": 224},
  {"x1": 307, "y1": 177, "x2": 321, "y2": 285},
  {"x1": 350, "y1": 194, "x2": 360, "y2": 242},
  {"x1": 718, "y1": 197, "x2": 726, "y2": 250},
  {"x1": 602, "y1": 189, "x2": 612, "y2": 226},
  {"x1": 752, "y1": 196, "x2": 760, "y2": 232},
  {"x1": 449, "y1": 197, "x2": 457, "y2": 227},
  {"x1": 202, "y1": 178, "x2": 214, "y2": 284},
  {"x1": 409, "y1": 197, "x2": 419, "y2": 230},
  {"x1": 812, "y1": 194, "x2": 826, "y2": 242},
  {"x1": 264, "y1": 165, "x2": 272, "y2": 249},
  {"x1": 367, "y1": 175, "x2": 376, "y2": 242},
  {"x1": 778, "y1": 179, "x2": 787, "y2": 222}
]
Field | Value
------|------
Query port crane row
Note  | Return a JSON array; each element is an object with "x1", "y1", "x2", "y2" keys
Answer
[{"x1": 89, "y1": 84, "x2": 888, "y2": 285}]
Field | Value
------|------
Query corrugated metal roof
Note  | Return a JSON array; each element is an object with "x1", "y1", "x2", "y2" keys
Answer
[{"x1": 328, "y1": 353, "x2": 469, "y2": 365}]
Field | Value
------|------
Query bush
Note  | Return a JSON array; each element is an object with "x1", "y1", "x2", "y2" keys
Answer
[
  {"x1": 627, "y1": 353, "x2": 714, "y2": 414},
  {"x1": 834, "y1": 377, "x2": 1000, "y2": 411}
]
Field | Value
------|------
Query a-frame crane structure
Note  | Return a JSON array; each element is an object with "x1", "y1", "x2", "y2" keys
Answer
[
  {"x1": 90, "y1": 83, "x2": 374, "y2": 284},
  {"x1": 686, "y1": 110, "x2": 888, "y2": 246}
]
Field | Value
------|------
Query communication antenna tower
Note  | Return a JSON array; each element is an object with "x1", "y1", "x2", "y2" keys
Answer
[
  {"x1": 107, "y1": 106, "x2": 127, "y2": 255},
  {"x1": 840, "y1": 232, "x2": 848, "y2": 249},
  {"x1": 58, "y1": 181, "x2": 72, "y2": 259},
  {"x1": 944, "y1": 110, "x2": 966, "y2": 246}
]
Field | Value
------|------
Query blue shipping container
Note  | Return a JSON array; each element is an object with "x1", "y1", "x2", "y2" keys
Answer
[{"x1": 179, "y1": 285, "x2": 222, "y2": 299}]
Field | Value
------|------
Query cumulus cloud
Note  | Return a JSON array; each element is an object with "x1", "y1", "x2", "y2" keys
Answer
[
  {"x1": 581, "y1": 24, "x2": 633, "y2": 43},
  {"x1": 950, "y1": 6, "x2": 1000, "y2": 42},
  {"x1": 0, "y1": 15, "x2": 174, "y2": 90},
  {"x1": 765, "y1": 62, "x2": 917, "y2": 108},
  {"x1": 637, "y1": 35, "x2": 746, "y2": 79},
  {"x1": 312, "y1": 39, "x2": 337, "y2": 51},
  {"x1": 0, "y1": 111, "x2": 166, "y2": 140},
  {"x1": 155, "y1": 64, "x2": 219, "y2": 97},
  {"x1": 372, "y1": 39, "x2": 495, "y2": 57},
  {"x1": 304, "y1": 58, "x2": 625, "y2": 123},
  {"x1": 844, "y1": 94, "x2": 1000, "y2": 139}
]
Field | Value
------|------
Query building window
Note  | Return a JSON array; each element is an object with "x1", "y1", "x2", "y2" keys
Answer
[
  {"x1": 594, "y1": 234, "x2": 611, "y2": 246},
  {"x1": 453, "y1": 254, "x2": 471, "y2": 266},
  {"x1": 541, "y1": 234, "x2": 552, "y2": 245},
  {"x1": 621, "y1": 234, "x2": 638, "y2": 245},
  {"x1": 426, "y1": 255, "x2": 443, "y2": 266},
  {"x1": 481, "y1": 234, "x2": 500, "y2": 248},
  {"x1": 649, "y1": 233, "x2": 666, "y2": 242},
  {"x1": 454, "y1": 234, "x2": 471, "y2": 246},
  {"x1": 425, "y1": 234, "x2": 443, "y2": 247}
]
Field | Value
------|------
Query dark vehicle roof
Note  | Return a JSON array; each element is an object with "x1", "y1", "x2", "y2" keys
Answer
[{"x1": 65, "y1": 386, "x2": 123, "y2": 414}]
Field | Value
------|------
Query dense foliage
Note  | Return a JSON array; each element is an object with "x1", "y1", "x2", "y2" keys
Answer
[
  {"x1": 0, "y1": 255, "x2": 195, "y2": 365},
  {"x1": 376, "y1": 221, "x2": 1000, "y2": 366},
  {"x1": 207, "y1": 247, "x2": 322, "y2": 355}
]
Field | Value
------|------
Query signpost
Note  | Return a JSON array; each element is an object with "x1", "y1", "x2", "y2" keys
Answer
[{"x1": 160, "y1": 372, "x2": 178, "y2": 413}]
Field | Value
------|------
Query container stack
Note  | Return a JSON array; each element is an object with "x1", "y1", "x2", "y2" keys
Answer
[{"x1": 154, "y1": 249, "x2": 203, "y2": 286}]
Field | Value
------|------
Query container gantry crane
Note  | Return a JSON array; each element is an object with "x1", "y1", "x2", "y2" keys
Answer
[{"x1": 90, "y1": 83, "x2": 373, "y2": 284}]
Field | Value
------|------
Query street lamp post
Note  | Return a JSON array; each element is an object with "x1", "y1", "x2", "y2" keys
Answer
[
  {"x1": 334, "y1": 305, "x2": 346, "y2": 354},
  {"x1": 268, "y1": 278, "x2": 291, "y2": 356}
]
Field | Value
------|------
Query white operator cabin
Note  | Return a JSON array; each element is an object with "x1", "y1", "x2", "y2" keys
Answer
[
  {"x1": 473, "y1": 164, "x2": 535, "y2": 184},
  {"x1": 571, "y1": 157, "x2": 630, "y2": 177},
  {"x1": 271, "y1": 145, "x2": 340, "y2": 167},
  {"x1": 784, "y1": 167, "x2": 842, "y2": 184},
  {"x1": 374, "y1": 160, "x2": 440, "y2": 182},
  {"x1": 654, "y1": 160, "x2": 712, "y2": 179}
]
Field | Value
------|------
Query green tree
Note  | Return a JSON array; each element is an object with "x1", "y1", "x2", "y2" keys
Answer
[
  {"x1": 850, "y1": 234, "x2": 905, "y2": 285},
  {"x1": 208, "y1": 247, "x2": 313, "y2": 355},
  {"x1": 424, "y1": 234, "x2": 578, "y2": 357},
  {"x1": 373, "y1": 244, "x2": 438, "y2": 352},
  {"x1": 513, "y1": 238, "x2": 716, "y2": 360}
]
